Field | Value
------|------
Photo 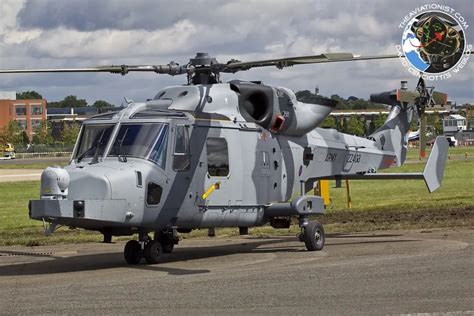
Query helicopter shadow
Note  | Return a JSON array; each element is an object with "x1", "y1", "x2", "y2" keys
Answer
[
  {"x1": 0, "y1": 235, "x2": 416, "y2": 276},
  {"x1": 0, "y1": 237, "x2": 296, "y2": 277}
]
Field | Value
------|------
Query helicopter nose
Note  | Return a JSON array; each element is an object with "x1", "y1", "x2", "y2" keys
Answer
[{"x1": 67, "y1": 170, "x2": 112, "y2": 200}]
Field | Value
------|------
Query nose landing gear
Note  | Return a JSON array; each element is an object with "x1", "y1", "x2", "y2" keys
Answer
[
  {"x1": 143, "y1": 240, "x2": 163, "y2": 264},
  {"x1": 124, "y1": 240, "x2": 142, "y2": 264},
  {"x1": 123, "y1": 229, "x2": 179, "y2": 265}
]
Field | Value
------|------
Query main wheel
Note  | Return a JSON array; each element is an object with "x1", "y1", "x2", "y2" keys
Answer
[
  {"x1": 161, "y1": 238, "x2": 174, "y2": 253},
  {"x1": 303, "y1": 221, "x2": 325, "y2": 251},
  {"x1": 144, "y1": 240, "x2": 163, "y2": 264},
  {"x1": 124, "y1": 240, "x2": 142, "y2": 264}
]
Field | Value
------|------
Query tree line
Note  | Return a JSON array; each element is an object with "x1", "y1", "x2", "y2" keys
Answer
[
  {"x1": 16, "y1": 90, "x2": 115, "y2": 108},
  {"x1": 3, "y1": 90, "x2": 443, "y2": 147},
  {"x1": 0, "y1": 120, "x2": 80, "y2": 148},
  {"x1": 21, "y1": 90, "x2": 385, "y2": 110},
  {"x1": 295, "y1": 90, "x2": 387, "y2": 110}
]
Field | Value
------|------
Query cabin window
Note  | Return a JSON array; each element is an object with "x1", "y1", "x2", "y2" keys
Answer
[
  {"x1": 206, "y1": 137, "x2": 229, "y2": 177},
  {"x1": 147, "y1": 182, "x2": 162, "y2": 205},
  {"x1": 173, "y1": 125, "x2": 190, "y2": 171}
]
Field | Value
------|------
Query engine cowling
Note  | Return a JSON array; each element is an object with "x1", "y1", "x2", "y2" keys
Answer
[
  {"x1": 230, "y1": 81, "x2": 274, "y2": 129},
  {"x1": 275, "y1": 87, "x2": 337, "y2": 136}
]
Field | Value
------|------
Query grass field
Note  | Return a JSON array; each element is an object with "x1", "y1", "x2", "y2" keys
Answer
[{"x1": 0, "y1": 147, "x2": 472, "y2": 246}]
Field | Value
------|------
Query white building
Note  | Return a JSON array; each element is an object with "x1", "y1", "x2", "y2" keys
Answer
[
  {"x1": 0, "y1": 91, "x2": 16, "y2": 100},
  {"x1": 443, "y1": 114, "x2": 467, "y2": 135}
]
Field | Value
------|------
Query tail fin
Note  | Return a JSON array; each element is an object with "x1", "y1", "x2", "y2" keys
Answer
[
  {"x1": 369, "y1": 78, "x2": 447, "y2": 167},
  {"x1": 369, "y1": 105, "x2": 412, "y2": 166}
]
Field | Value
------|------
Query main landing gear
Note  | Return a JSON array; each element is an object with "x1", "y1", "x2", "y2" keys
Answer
[
  {"x1": 298, "y1": 216, "x2": 325, "y2": 251},
  {"x1": 124, "y1": 229, "x2": 179, "y2": 264}
]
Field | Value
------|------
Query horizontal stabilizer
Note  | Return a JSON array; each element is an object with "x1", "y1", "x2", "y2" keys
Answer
[{"x1": 317, "y1": 137, "x2": 449, "y2": 193}]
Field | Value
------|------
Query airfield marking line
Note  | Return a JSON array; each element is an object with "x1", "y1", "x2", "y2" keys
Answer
[
  {"x1": 0, "y1": 173, "x2": 42, "y2": 177},
  {"x1": 0, "y1": 170, "x2": 42, "y2": 182}
]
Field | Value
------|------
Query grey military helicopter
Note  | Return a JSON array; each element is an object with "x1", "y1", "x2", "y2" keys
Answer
[{"x1": 0, "y1": 52, "x2": 449, "y2": 264}]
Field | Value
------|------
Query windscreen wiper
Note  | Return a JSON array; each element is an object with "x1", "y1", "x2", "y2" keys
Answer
[
  {"x1": 90, "y1": 130, "x2": 107, "y2": 164},
  {"x1": 76, "y1": 145, "x2": 96, "y2": 163},
  {"x1": 115, "y1": 127, "x2": 129, "y2": 163},
  {"x1": 117, "y1": 140, "x2": 127, "y2": 162}
]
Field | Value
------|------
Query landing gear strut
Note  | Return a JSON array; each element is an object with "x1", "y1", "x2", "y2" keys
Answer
[
  {"x1": 298, "y1": 216, "x2": 325, "y2": 251},
  {"x1": 123, "y1": 229, "x2": 179, "y2": 265}
]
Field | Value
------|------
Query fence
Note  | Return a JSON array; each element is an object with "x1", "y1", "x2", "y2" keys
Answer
[{"x1": 14, "y1": 152, "x2": 72, "y2": 159}]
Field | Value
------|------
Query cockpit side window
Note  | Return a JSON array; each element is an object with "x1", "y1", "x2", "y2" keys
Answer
[
  {"x1": 173, "y1": 125, "x2": 190, "y2": 171},
  {"x1": 148, "y1": 125, "x2": 168, "y2": 168}
]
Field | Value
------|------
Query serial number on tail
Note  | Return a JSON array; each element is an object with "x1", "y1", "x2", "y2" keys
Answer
[{"x1": 346, "y1": 153, "x2": 361, "y2": 163}]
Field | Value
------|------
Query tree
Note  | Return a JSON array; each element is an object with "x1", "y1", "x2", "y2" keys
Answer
[
  {"x1": 343, "y1": 115, "x2": 365, "y2": 136},
  {"x1": 320, "y1": 116, "x2": 337, "y2": 129},
  {"x1": 22, "y1": 130, "x2": 30, "y2": 145},
  {"x1": 347, "y1": 96, "x2": 358, "y2": 102},
  {"x1": 61, "y1": 123, "x2": 81, "y2": 145},
  {"x1": 63, "y1": 95, "x2": 87, "y2": 108},
  {"x1": 0, "y1": 121, "x2": 22, "y2": 146},
  {"x1": 374, "y1": 113, "x2": 387, "y2": 130},
  {"x1": 427, "y1": 112, "x2": 443, "y2": 135},
  {"x1": 16, "y1": 91, "x2": 43, "y2": 100},
  {"x1": 33, "y1": 120, "x2": 53, "y2": 145},
  {"x1": 368, "y1": 113, "x2": 387, "y2": 134},
  {"x1": 295, "y1": 90, "x2": 313, "y2": 103},
  {"x1": 295, "y1": 90, "x2": 384, "y2": 110},
  {"x1": 47, "y1": 95, "x2": 88, "y2": 108},
  {"x1": 409, "y1": 115, "x2": 419, "y2": 131},
  {"x1": 92, "y1": 100, "x2": 114, "y2": 108}
]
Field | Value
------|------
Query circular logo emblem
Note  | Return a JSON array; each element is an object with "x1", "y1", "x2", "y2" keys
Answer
[{"x1": 401, "y1": 11, "x2": 466, "y2": 74}]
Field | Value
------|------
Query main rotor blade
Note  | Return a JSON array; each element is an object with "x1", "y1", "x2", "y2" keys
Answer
[
  {"x1": 0, "y1": 64, "x2": 187, "y2": 76},
  {"x1": 222, "y1": 53, "x2": 401, "y2": 73}
]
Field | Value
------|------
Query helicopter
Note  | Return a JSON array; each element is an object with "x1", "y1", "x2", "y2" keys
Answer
[{"x1": 0, "y1": 52, "x2": 449, "y2": 264}]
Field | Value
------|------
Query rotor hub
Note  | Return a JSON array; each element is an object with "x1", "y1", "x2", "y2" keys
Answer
[
  {"x1": 189, "y1": 52, "x2": 218, "y2": 67},
  {"x1": 188, "y1": 53, "x2": 220, "y2": 85}
]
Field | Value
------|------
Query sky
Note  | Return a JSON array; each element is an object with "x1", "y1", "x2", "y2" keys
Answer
[{"x1": 0, "y1": 0, "x2": 473, "y2": 105}]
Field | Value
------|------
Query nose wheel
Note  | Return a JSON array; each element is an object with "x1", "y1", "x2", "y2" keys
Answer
[
  {"x1": 124, "y1": 240, "x2": 142, "y2": 264},
  {"x1": 143, "y1": 240, "x2": 163, "y2": 264},
  {"x1": 124, "y1": 230, "x2": 179, "y2": 264}
]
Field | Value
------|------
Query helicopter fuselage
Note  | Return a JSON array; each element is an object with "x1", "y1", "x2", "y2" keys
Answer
[{"x1": 29, "y1": 82, "x2": 398, "y2": 236}]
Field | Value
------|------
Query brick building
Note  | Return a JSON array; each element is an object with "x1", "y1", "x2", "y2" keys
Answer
[{"x1": 0, "y1": 91, "x2": 47, "y2": 141}]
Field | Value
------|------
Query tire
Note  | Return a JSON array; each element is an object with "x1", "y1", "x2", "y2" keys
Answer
[
  {"x1": 124, "y1": 240, "x2": 142, "y2": 264},
  {"x1": 144, "y1": 240, "x2": 163, "y2": 264},
  {"x1": 161, "y1": 239, "x2": 174, "y2": 254},
  {"x1": 154, "y1": 231, "x2": 175, "y2": 253},
  {"x1": 303, "y1": 221, "x2": 325, "y2": 251}
]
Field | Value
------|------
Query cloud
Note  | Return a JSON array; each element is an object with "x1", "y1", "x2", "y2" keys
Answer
[{"x1": 0, "y1": 0, "x2": 471, "y2": 105}]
